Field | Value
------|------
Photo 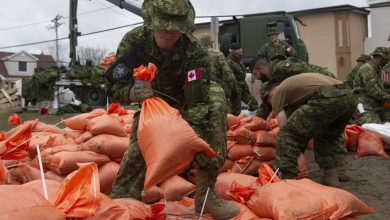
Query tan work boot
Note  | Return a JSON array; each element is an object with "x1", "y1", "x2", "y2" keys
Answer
[
  {"x1": 194, "y1": 169, "x2": 240, "y2": 219},
  {"x1": 321, "y1": 168, "x2": 341, "y2": 188}
]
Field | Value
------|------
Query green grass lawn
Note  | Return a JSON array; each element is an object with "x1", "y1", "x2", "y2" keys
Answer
[{"x1": 0, "y1": 108, "x2": 78, "y2": 131}]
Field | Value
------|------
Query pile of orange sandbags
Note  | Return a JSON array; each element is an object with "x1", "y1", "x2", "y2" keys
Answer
[{"x1": 222, "y1": 113, "x2": 309, "y2": 178}]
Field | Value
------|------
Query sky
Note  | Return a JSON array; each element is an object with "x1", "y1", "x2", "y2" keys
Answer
[{"x1": 0, "y1": 0, "x2": 369, "y2": 63}]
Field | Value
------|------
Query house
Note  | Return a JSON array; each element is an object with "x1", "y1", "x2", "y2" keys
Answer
[
  {"x1": 0, "y1": 50, "x2": 56, "y2": 81},
  {"x1": 364, "y1": 0, "x2": 390, "y2": 54}
]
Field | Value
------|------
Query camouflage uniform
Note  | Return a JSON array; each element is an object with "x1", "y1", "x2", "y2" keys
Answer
[
  {"x1": 106, "y1": 2, "x2": 227, "y2": 200},
  {"x1": 345, "y1": 54, "x2": 371, "y2": 88},
  {"x1": 273, "y1": 74, "x2": 357, "y2": 178},
  {"x1": 226, "y1": 54, "x2": 258, "y2": 111},
  {"x1": 207, "y1": 48, "x2": 241, "y2": 115},
  {"x1": 257, "y1": 40, "x2": 297, "y2": 61}
]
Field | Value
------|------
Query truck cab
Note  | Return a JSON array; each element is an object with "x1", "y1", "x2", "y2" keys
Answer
[{"x1": 219, "y1": 12, "x2": 308, "y2": 65}]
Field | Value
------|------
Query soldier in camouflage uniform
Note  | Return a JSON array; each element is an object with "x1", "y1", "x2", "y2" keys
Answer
[
  {"x1": 105, "y1": 0, "x2": 239, "y2": 218},
  {"x1": 199, "y1": 34, "x2": 241, "y2": 115},
  {"x1": 226, "y1": 42, "x2": 259, "y2": 111},
  {"x1": 257, "y1": 27, "x2": 297, "y2": 61},
  {"x1": 382, "y1": 63, "x2": 390, "y2": 122},
  {"x1": 352, "y1": 47, "x2": 390, "y2": 125},
  {"x1": 345, "y1": 54, "x2": 371, "y2": 88},
  {"x1": 250, "y1": 57, "x2": 351, "y2": 182},
  {"x1": 270, "y1": 73, "x2": 357, "y2": 187}
]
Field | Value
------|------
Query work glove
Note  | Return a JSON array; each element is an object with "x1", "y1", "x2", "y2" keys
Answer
[
  {"x1": 129, "y1": 79, "x2": 153, "y2": 102},
  {"x1": 192, "y1": 152, "x2": 218, "y2": 169}
]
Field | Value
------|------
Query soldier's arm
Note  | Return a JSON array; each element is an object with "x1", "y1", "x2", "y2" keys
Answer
[
  {"x1": 256, "y1": 44, "x2": 268, "y2": 57},
  {"x1": 362, "y1": 70, "x2": 390, "y2": 101},
  {"x1": 105, "y1": 31, "x2": 138, "y2": 103},
  {"x1": 285, "y1": 43, "x2": 297, "y2": 59}
]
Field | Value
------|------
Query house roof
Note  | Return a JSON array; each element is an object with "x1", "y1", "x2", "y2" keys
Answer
[
  {"x1": 290, "y1": 4, "x2": 370, "y2": 15},
  {"x1": 0, "y1": 51, "x2": 56, "y2": 79}
]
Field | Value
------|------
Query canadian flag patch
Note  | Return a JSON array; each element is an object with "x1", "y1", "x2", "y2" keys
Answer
[{"x1": 185, "y1": 68, "x2": 201, "y2": 83}]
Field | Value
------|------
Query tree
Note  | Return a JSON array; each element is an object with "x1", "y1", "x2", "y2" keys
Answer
[
  {"x1": 45, "y1": 42, "x2": 69, "y2": 67},
  {"x1": 77, "y1": 46, "x2": 108, "y2": 66}
]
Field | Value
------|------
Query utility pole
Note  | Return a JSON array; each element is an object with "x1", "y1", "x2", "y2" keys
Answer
[
  {"x1": 47, "y1": 14, "x2": 63, "y2": 66},
  {"x1": 69, "y1": 0, "x2": 81, "y2": 67}
]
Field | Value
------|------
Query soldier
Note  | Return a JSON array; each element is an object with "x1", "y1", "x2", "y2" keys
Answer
[
  {"x1": 105, "y1": 0, "x2": 239, "y2": 218},
  {"x1": 345, "y1": 54, "x2": 372, "y2": 88},
  {"x1": 257, "y1": 27, "x2": 297, "y2": 61},
  {"x1": 199, "y1": 34, "x2": 241, "y2": 115},
  {"x1": 352, "y1": 47, "x2": 390, "y2": 125},
  {"x1": 226, "y1": 42, "x2": 258, "y2": 112},
  {"x1": 269, "y1": 73, "x2": 357, "y2": 187}
]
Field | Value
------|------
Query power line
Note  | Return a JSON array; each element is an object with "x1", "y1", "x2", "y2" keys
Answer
[{"x1": 0, "y1": 22, "x2": 143, "y2": 50}]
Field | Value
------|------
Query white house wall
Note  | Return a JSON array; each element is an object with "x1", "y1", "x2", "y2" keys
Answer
[
  {"x1": 364, "y1": 5, "x2": 390, "y2": 53},
  {"x1": 4, "y1": 53, "x2": 37, "y2": 77}
]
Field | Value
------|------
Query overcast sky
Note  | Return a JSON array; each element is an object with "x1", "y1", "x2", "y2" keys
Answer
[{"x1": 0, "y1": 0, "x2": 369, "y2": 62}]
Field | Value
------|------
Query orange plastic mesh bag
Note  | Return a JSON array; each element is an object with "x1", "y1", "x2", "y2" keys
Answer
[
  {"x1": 356, "y1": 131, "x2": 388, "y2": 158},
  {"x1": 135, "y1": 63, "x2": 217, "y2": 189},
  {"x1": 54, "y1": 163, "x2": 101, "y2": 218}
]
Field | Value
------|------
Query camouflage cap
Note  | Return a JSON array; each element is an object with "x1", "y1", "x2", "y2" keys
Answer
[
  {"x1": 141, "y1": 0, "x2": 195, "y2": 35},
  {"x1": 198, "y1": 34, "x2": 213, "y2": 47},
  {"x1": 268, "y1": 27, "x2": 280, "y2": 36},
  {"x1": 356, "y1": 54, "x2": 371, "y2": 63},
  {"x1": 371, "y1": 46, "x2": 390, "y2": 59}
]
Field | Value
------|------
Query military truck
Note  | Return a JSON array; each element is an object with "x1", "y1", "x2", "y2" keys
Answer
[{"x1": 218, "y1": 11, "x2": 309, "y2": 65}]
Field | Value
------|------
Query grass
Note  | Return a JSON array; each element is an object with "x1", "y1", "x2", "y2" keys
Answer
[{"x1": 0, "y1": 108, "x2": 78, "y2": 131}]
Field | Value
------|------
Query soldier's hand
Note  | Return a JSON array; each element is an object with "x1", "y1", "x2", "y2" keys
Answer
[{"x1": 130, "y1": 79, "x2": 153, "y2": 102}]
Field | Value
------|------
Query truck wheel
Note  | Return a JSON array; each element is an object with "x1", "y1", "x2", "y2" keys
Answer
[
  {"x1": 220, "y1": 33, "x2": 237, "y2": 57},
  {"x1": 82, "y1": 87, "x2": 106, "y2": 106}
]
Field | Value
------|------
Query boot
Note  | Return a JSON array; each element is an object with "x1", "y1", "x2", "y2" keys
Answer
[
  {"x1": 337, "y1": 155, "x2": 351, "y2": 182},
  {"x1": 321, "y1": 168, "x2": 341, "y2": 188},
  {"x1": 194, "y1": 169, "x2": 240, "y2": 219}
]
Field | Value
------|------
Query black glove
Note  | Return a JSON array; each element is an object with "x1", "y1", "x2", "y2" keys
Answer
[{"x1": 130, "y1": 79, "x2": 153, "y2": 102}]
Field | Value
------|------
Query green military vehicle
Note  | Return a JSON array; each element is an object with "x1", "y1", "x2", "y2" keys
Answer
[{"x1": 218, "y1": 11, "x2": 309, "y2": 65}]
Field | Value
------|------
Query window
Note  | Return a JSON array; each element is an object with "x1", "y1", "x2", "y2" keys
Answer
[{"x1": 18, "y1": 61, "x2": 27, "y2": 72}]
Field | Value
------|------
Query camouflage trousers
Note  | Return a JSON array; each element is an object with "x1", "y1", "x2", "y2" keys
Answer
[
  {"x1": 111, "y1": 102, "x2": 227, "y2": 199},
  {"x1": 275, "y1": 87, "x2": 357, "y2": 179},
  {"x1": 237, "y1": 82, "x2": 258, "y2": 111}
]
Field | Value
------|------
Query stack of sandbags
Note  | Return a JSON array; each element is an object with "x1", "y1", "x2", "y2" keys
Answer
[{"x1": 222, "y1": 114, "x2": 309, "y2": 177}]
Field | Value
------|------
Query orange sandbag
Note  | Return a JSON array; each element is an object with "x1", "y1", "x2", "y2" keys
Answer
[
  {"x1": 159, "y1": 175, "x2": 195, "y2": 201},
  {"x1": 45, "y1": 170, "x2": 66, "y2": 183},
  {"x1": 10, "y1": 164, "x2": 53, "y2": 184},
  {"x1": 227, "y1": 114, "x2": 240, "y2": 129},
  {"x1": 21, "y1": 179, "x2": 61, "y2": 202},
  {"x1": 0, "y1": 130, "x2": 7, "y2": 141},
  {"x1": 268, "y1": 127, "x2": 279, "y2": 139},
  {"x1": 98, "y1": 161, "x2": 120, "y2": 194},
  {"x1": 227, "y1": 143, "x2": 254, "y2": 161},
  {"x1": 138, "y1": 97, "x2": 216, "y2": 190},
  {"x1": 43, "y1": 151, "x2": 110, "y2": 175},
  {"x1": 62, "y1": 127, "x2": 83, "y2": 139},
  {"x1": 162, "y1": 197, "x2": 214, "y2": 219},
  {"x1": 219, "y1": 159, "x2": 234, "y2": 173},
  {"x1": 345, "y1": 124, "x2": 364, "y2": 151},
  {"x1": 45, "y1": 135, "x2": 76, "y2": 148},
  {"x1": 307, "y1": 138, "x2": 314, "y2": 150},
  {"x1": 81, "y1": 134, "x2": 129, "y2": 159},
  {"x1": 0, "y1": 185, "x2": 66, "y2": 220},
  {"x1": 297, "y1": 153, "x2": 309, "y2": 179},
  {"x1": 40, "y1": 144, "x2": 82, "y2": 159},
  {"x1": 143, "y1": 186, "x2": 164, "y2": 204},
  {"x1": 231, "y1": 201, "x2": 260, "y2": 219},
  {"x1": 26, "y1": 119, "x2": 64, "y2": 134},
  {"x1": 356, "y1": 131, "x2": 388, "y2": 158},
  {"x1": 267, "y1": 118, "x2": 279, "y2": 130},
  {"x1": 119, "y1": 114, "x2": 134, "y2": 125},
  {"x1": 75, "y1": 131, "x2": 94, "y2": 144},
  {"x1": 54, "y1": 163, "x2": 102, "y2": 218},
  {"x1": 244, "y1": 117, "x2": 270, "y2": 131},
  {"x1": 28, "y1": 134, "x2": 76, "y2": 159},
  {"x1": 254, "y1": 130, "x2": 275, "y2": 146},
  {"x1": 27, "y1": 132, "x2": 53, "y2": 158},
  {"x1": 226, "y1": 129, "x2": 236, "y2": 141},
  {"x1": 215, "y1": 172, "x2": 258, "y2": 204},
  {"x1": 232, "y1": 157, "x2": 263, "y2": 175},
  {"x1": 253, "y1": 146, "x2": 276, "y2": 162},
  {"x1": 0, "y1": 159, "x2": 8, "y2": 184},
  {"x1": 256, "y1": 163, "x2": 281, "y2": 186},
  {"x1": 82, "y1": 193, "x2": 131, "y2": 220},
  {"x1": 7, "y1": 112, "x2": 22, "y2": 125},
  {"x1": 234, "y1": 127, "x2": 255, "y2": 144},
  {"x1": 0, "y1": 122, "x2": 32, "y2": 160},
  {"x1": 64, "y1": 108, "x2": 106, "y2": 131},
  {"x1": 288, "y1": 179, "x2": 374, "y2": 220},
  {"x1": 247, "y1": 180, "x2": 338, "y2": 219},
  {"x1": 113, "y1": 198, "x2": 165, "y2": 219},
  {"x1": 86, "y1": 114, "x2": 128, "y2": 137}
]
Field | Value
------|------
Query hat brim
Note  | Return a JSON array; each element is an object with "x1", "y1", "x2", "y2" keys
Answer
[{"x1": 149, "y1": 13, "x2": 193, "y2": 35}]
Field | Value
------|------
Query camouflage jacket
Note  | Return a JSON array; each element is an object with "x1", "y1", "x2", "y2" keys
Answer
[
  {"x1": 345, "y1": 63, "x2": 363, "y2": 88},
  {"x1": 257, "y1": 40, "x2": 297, "y2": 61},
  {"x1": 352, "y1": 62, "x2": 390, "y2": 110},
  {"x1": 226, "y1": 54, "x2": 247, "y2": 83}
]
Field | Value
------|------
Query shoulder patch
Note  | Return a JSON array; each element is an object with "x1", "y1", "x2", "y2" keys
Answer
[{"x1": 112, "y1": 64, "x2": 128, "y2": 79}]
